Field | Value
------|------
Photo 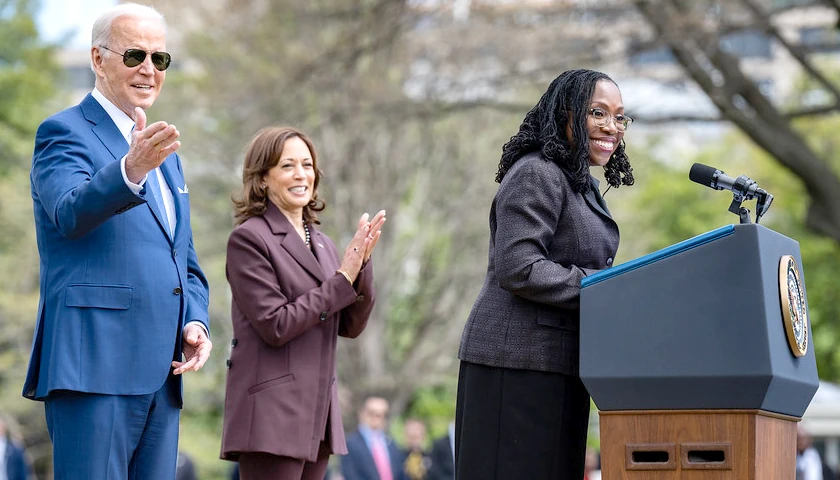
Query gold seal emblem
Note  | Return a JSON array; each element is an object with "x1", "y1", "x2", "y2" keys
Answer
[{"x1": 779, "y1": 255, "x2": 808, "y2": 357}]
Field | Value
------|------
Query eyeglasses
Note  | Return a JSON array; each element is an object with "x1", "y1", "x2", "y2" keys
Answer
[
  {"x1": 99, "y1": 46, "x2": 172, "y2": 71},
  {"x1": 588, "y1": 107, "x2": 633, "y2": 131}
]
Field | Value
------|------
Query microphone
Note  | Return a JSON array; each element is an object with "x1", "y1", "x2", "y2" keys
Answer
[{"x1": 689, "y1": 163, "x2": 773, "y2": 222}]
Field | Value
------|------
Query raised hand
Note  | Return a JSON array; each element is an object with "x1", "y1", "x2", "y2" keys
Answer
[
  {"x1": 338, "y1": 210, "x2": 386, "y2": 283},
  {"x1": 362, "y1": 210, "x2": 386, "y2": 263},
  {"x1": 124, "y1": 107, "x2": 181, "y2": 183}
]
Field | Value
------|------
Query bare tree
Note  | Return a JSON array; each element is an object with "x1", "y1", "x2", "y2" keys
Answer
[
  {"x1": 415, "y1": 0, "x2": 840, "y2": 242},
  {"x1": 152, "y1": 0, "x2": 513, "y2": 416},
  {"x1": 149, "y1": 0, "x2": 840, "y2": 419},
  {"x1": 633, "y1": 0, "x2": 840, "y2": 240}
]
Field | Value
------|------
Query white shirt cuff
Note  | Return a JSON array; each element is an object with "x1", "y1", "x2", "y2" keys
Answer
[{"x1": 121, "y1": 155, "x2": 147, "y2": 194}]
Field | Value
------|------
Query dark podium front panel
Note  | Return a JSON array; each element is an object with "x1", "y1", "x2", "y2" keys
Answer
[{"x1": 580, "y1": 224, "x2": 818, "y2": 418}]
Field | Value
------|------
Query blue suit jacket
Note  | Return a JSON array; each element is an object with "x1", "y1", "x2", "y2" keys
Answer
[
  {"x1": 341, "y1": 430, "x2": 407, "y2": 480},
  {"x1": 22, "y1": 94, "x2": 210, "y2": 402}
]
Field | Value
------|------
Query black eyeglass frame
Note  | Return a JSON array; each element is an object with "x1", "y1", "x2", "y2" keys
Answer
[
  {"x1": 99, "y1": 45, "x2": 172, "y2": 71},
  {"x1": 588, "y1": 107, "x2": 634, "y2": 131}
]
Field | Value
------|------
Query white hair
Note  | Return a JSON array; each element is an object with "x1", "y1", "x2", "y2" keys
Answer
[{"x1": 90, "y1": 2, "x2": 167, "y2": 72}]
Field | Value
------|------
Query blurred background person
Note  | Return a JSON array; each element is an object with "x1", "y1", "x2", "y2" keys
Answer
[
  {"x1": 219, "y1": 126, "x2": 385, "y2": 480},
  {"x1": 426, "y1": 421, "x2": 454, "y2": 480},
  {"x1": 455, "y1": 68, "x2": 635, "y2": 480},
  {"x1": 0, "y1": 414, "x2": 31, "y2": 480},
  {"x1": 401, "y1": 418, "x2": 429, "y2": 480},
  {"x1": 175, "y1": 450, "x2": 197, "y2": 480},
  {"x1": 797, "y1": 424, "x2": 825, "y2": 480},
  {"x1": 342, "y1": 396, "x2": 407, "y2": 480},
  {"x1": 584, "y1": 447, "x2": 601, "y2": 480}
]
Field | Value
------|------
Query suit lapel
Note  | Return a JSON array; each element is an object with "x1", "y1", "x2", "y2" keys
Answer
[
  {"x1": 309, "y1": 228, "x2": 336, "y2": 275},
  {"x1": 80, "y1": 94, "x2": 173, "y2": 242},
  {"x1": 81, "y1": 94, "x2": 128, "y2": 162},
  {"x1": 146, "y1": 169, "x2": 173, "y2": 242},
  {"x1": 584, "y1": 176, "x2": 613, "y2": 220},
  {"x1": 159, "y1": 159, "x2": 181, "y2": 239},
  {"x1": 264, "y1": 204, "x2": 326, "y2": 282}
]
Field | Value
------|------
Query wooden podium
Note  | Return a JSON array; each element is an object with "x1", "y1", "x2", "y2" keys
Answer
[
  {"x1": 580, "y1": 224, "x2": 818, "y2": 479},
  {"x1": 599, "y1": 410, "x2": 796, "y2": 479}
]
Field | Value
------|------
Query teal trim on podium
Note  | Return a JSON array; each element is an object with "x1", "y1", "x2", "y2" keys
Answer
[{"x1": 581, "y1": 224, "x2": 735, "y2": 288}]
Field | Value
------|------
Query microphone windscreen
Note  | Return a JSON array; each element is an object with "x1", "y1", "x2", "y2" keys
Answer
[{"x1": 689, "y1": 163, "x2": 718, "y2": 186}]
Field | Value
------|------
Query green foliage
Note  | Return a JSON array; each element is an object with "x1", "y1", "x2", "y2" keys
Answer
[
  {"x1": 400, "y1": 382, "x2": 457, "y2": 442},
  {"x1": 179, "y1": 411, "x2": 232, "y2": 480},
  {"x1": 620, "y1": 125, "x2": 840, "y2": 382},
  {"x1": 0, "y1": 0, "x2": 66, "y2": 475},
  {"x1": 0, "y1": 0, "x2": 61, "y2": 172},
  {"x1": 3, "y1": 1, "x2": 840, "y2": 476}
]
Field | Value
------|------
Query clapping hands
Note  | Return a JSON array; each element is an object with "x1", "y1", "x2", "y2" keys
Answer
[{"x1": 339, "y1": 210, "x2": 386, "y2": 283}]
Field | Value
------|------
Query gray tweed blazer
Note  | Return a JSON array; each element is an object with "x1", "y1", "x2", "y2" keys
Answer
[{"x1": 458, "y1": 152, "x2": 619, "y2": 376}]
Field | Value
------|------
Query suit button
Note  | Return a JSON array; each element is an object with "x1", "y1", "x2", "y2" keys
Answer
[
  {"x1": 231, "y1": 338, "x2": 238, "y2": 347},
  {"x1": 356, "y1": 294, "x2": 365, "y2": 302},
  {"x1": 173, "y1": 287, "x2": 183, "y2": 295},
  {"x1": 226, "y1": 359, "x2": 232, "y2": 368},
  {"x1": 606, "y1": 257, "x2": 613, "y2": 266},
  {"x1": 319, "y1": 311, "x2": 328, "y2": 321},
  {"x1": 172, "y1": 249, "x2": 178, "y2": 258}
]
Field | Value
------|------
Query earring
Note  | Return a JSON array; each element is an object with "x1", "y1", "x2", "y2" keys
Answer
[{"x1": 260, "y1": 183, "x2": 266, "y2": 191}]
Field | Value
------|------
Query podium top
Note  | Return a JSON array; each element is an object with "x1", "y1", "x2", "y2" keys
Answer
[
  {"x1": 579, "y1": 222, "x2": 818, "y2": 416},
  {"x1": 581, "y1": 224, "x2": 735, "y2": 288}
]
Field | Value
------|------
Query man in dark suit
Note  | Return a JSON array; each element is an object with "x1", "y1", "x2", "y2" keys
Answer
[
  {"x1": 175, "y1": 451, "x2": 198, "y2": 480},
  {"x1": 22, "y1": 3, "x2": 211, "y2": 479},
  {"x1": 342, "y1": 397, "x2": 407, "y2": 480},
  {"x1": 426, "y1": 422, "x2": 454, "y2": 480},
  {"x1": 0, "y1": 415, "x2": 31, "y2": 480}
]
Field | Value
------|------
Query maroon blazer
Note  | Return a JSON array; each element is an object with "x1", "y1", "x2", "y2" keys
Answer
[{"x1": 220, "y1": 202, "x2": 375, "y2": 462}]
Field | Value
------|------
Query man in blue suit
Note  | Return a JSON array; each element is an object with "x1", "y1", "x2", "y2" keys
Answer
[{"x1": 23, "y1": 3, "x2": 212, "y2": 479}]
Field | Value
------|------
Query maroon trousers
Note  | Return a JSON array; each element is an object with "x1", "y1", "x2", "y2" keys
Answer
[{"x1": 238, "y1": 441, "x2": 331, "y2": 480}]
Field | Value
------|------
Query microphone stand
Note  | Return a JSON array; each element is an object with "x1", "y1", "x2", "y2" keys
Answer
[
  {"x1": 727, "y1": 176, "x2": 756, "y2": 224},
  {"x1": 725, "y1": 175, "x2": 774, "y2": 224}
]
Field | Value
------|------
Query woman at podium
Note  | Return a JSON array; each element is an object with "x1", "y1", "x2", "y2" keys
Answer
[{"x1": 455, "y1": 69, "x2": 635, "y2": 479}]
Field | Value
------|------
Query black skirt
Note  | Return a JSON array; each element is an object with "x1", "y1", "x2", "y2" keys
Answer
[{"x1": 454, "y1": 361, "x2": 590, "y2": 480}]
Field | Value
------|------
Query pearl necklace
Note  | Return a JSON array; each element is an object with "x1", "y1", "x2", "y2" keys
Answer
[{"x1": 303, "y1": 223, "x2": 311, "y2": 246}]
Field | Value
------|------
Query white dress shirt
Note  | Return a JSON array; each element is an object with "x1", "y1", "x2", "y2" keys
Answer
[{"x1": 797, "y1": 447, "x2": 824, "y2": 480}]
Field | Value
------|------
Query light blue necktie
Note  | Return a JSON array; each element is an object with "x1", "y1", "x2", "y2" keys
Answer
[{"x1": 145, "y1": 168, "x2": 171, "y2": 237}]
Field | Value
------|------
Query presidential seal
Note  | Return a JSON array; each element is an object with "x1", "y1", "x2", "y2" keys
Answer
[{"x1": 779, "y1": 255, "x2": 808, "y2": 357}]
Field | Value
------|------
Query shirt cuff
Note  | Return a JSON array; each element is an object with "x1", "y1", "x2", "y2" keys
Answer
[
  {"x1": 121, "y1": 155, "x2": 147, "y2": 194},
  {"x1": 184, "y1": 320, "x2": 209, "y2": 338}
]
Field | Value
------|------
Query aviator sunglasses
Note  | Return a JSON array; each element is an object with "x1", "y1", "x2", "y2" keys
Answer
[{"x1": 99, "y1": 46, "x2": 172, "y2": 71}]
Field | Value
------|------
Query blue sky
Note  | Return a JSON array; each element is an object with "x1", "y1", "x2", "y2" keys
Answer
[{"x1": 37, "y1": 0, "x2": 117, "y2": 48}]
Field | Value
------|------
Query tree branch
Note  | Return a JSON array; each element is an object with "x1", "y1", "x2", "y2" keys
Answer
[
  {"x1": 635, "y1": 0, "x2": 840, "y2": 241},
  {"x1": 739, "y1": 0, "x2": 840, "y2": 105}
]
